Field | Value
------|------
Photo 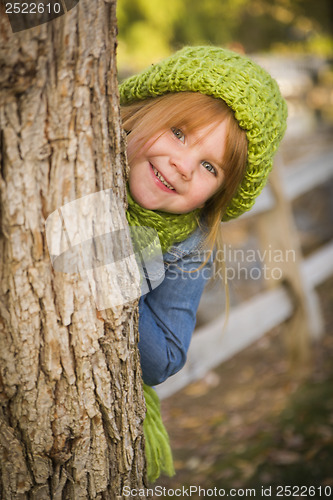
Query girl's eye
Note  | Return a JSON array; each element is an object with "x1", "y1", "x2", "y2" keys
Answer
[
  {"x1": 201, "y1": 161, "x2": 217, "y2": 176},
  {"x1": 171, "y1": 127, "x2": 185, "y2": 143}
]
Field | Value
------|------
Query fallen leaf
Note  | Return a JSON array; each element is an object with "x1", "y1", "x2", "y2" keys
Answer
[{"x1": 269, "y1": 449, "x2": 302, "y2": 464}]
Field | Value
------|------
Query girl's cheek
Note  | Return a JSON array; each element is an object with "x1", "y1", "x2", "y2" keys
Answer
[{"x1": 127, "y1": 138, "x2": 147, "y2": 165}]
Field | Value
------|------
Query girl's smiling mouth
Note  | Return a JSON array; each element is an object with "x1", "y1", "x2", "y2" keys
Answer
[{"x1": 150, "y1": 164, "x2": 176, "y2": 192}]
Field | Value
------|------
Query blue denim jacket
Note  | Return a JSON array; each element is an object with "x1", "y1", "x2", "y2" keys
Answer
[{"x1": 138, "y1": 226, "x2": 213, "y2": 386}]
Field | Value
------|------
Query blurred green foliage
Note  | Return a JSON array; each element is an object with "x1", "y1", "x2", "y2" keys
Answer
[{"x1": 117, "y1": 0, "x2": 333, "y2": 73}]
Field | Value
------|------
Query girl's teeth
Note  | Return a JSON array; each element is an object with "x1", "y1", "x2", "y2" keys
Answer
[{"x1": 152, "y1": 166, "x2": 175, "y2": 190}]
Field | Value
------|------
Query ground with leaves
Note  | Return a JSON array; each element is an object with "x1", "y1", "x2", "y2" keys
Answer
[{"x1": 156, "y1": 280, "x2": 333, "y2": 498}]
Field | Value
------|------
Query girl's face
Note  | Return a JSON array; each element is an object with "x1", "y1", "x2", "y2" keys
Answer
[{"x1": 127, "y1": 121, "x2": 227, "y2": 214}]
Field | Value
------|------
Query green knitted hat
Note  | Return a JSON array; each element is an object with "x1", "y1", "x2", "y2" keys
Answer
[{"x1": 119, "y1": 45, "x2": 288, "y2": 221}]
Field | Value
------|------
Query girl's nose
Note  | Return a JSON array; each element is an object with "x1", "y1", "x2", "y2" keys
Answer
[{"x1": 171, "y1": 154, "x2": 195, "y2": 180}]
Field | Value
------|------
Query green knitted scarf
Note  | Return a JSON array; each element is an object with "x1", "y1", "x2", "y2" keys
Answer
[
  {"x1": 126, "y1": 188, "x2": 200, "y2": 254},
  {"x1": 126, "y1": 188, "x2": 200, "y2": 482},
  {"x1": 142, "y1": 384, "x2": 175, "y2": 482}
]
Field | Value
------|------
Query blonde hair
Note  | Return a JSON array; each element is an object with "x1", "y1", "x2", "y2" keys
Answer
[{"x1": 121, "y1": 92, "x2": 248, "y2": 251}]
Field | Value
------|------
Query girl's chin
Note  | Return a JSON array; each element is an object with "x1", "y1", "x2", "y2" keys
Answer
[{"x1": 130, "y1": 190, "x2": 158, "y2": 211}]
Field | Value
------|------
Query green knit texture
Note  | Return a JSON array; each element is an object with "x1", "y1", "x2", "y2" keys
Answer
[
  {"x1": 143, "y1": 384, "x2": 175, "y2": 482},
  {"x1": 126, "y1": 187, "x2": 199, "y2": 254},
  {"x1": 120, "y1": 45, "x2": 288, "y2": 221}
]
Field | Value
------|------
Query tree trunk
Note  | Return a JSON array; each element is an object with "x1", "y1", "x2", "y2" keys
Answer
[{"x1": 0, "y1": 1, "x2": 146, "y2": 498}]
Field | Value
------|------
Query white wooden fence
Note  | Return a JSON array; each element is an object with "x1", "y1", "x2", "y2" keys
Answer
[{"x1": 157, "y1": 146, "x2": 333, "y2": 399}]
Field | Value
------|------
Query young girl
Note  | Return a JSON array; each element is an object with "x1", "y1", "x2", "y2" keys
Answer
[
  {"x1": 119, "y1": 45, "x2": 287, "y2": 479},
  {"x1": 121, "y1": 45, "x2": 287, "y2": 387}
]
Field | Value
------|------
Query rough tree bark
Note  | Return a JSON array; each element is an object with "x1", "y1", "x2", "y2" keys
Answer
[{"x1": 0, "y1": 1, "x2": 146, "y2": 498}]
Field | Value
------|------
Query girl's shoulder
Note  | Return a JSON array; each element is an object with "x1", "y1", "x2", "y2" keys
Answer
[{"x1": 163, "y1": 224, "x2": 211, "y2": 264}]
